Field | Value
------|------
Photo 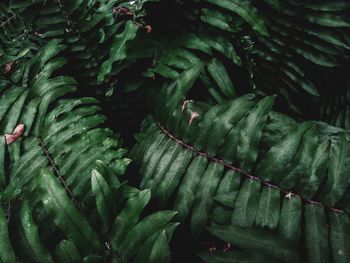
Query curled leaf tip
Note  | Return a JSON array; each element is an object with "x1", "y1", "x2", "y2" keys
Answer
[
  {"x1": 181, "y1": 99, "x2": 193, "y2": 112},
  {"x1": 189, "y1": 112, "x2": 199, "y2": 125}
]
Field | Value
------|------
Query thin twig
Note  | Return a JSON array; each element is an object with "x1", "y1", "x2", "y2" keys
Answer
[{"x1": 0, "y1": 14, "x2": 16, "y2": 28}]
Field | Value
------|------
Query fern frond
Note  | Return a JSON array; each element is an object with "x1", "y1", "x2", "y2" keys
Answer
[
  {"x1": 129, "y1": 0, "x2": 350, "y2": 119},
  {"x1": 0, "y1": 40, "x2": 175, "y2": 262},
  {"x1": 131, "y1": 65, "x2": 350, "y2": 262},
  {"x1": 1, "y1": 1, "x2": 350, "y2": 262},
  {"x1": 118, "y1": 0, "x2": 350, "y2": 119},
  {"x1": 7, "y1": 0, "x2": 152, "y2": 88}
]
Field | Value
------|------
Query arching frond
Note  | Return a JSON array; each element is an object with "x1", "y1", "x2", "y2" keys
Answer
[{"x1": 131, "y1": 65, "x2": 350, "y2": 261}]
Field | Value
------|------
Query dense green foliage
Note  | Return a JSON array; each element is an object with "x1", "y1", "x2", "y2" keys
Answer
[
  {"x1": 0, "y1": 38, "x2": 176, "y2": 262},
  {"x1": 1, "y1": 0, "x2": 350, "y2": 262}
]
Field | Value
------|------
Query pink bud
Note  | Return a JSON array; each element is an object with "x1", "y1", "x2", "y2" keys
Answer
[
  {"x1": 3, "y1": 61, "x2": 14, "y2": 75},
  {"x1": 145, "y1": 25, "x2": 152, "y2": 33},
  {"x1": 5, "y1": 124, "x2": 25, "y2": 145}
]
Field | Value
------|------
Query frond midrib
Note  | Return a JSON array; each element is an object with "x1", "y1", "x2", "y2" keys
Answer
[{"x1": 157, "y1": 121, "x2": 345, "y2": 215}]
